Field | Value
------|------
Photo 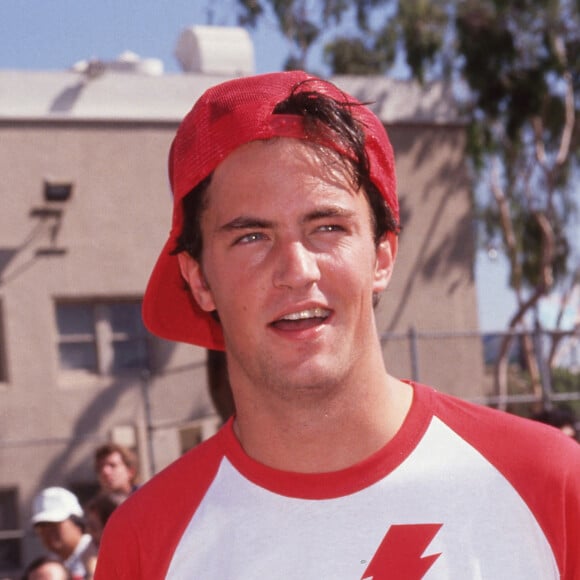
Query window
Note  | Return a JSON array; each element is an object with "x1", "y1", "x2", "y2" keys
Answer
[
  {"x1": 0, "y1": 488, "x2": 22, "y2": 573},
  {"x1": 56, "y1": 300, "x2": 151, "y2": 376}
]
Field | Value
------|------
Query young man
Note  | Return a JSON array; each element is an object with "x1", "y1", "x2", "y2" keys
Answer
[
  {"x1": 93, "y1": 443, "x2": 139, "y2": 495},
  {"x1": 31, "y1": 487, "x2": 95, "y2": 580},
  {"x1": 95, "y1": 71, "x2": 580, "y2": 578}
]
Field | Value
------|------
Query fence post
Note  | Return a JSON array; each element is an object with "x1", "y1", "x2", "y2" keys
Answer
[
  {"x1": 533, "y1": 326, "x2": 553, "y2": 411},
  {"x1": 409, "y1": 326, "x2": 420, "y2": 382},
  {"x1": 140, "y1": 369, "x2": 156, "y2": 474}
]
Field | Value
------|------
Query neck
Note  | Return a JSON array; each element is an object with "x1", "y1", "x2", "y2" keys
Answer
[{"x1": 232, "y1": 370, "x2": 413, "y2": 473}]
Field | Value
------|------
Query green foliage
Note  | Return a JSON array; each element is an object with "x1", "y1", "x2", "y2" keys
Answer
[
  {"x1": 552, "y1": 367, "x2": 580, "y2": 394},
  {"x1": 456, "y1": 1, "x2": 555, "y2": 138},
  {"x1": 517, "y1": 212, "x2": 570, "y2": 286},
  {"x1": 502, "y1": 366, "x2": 580, "y2": 419},
  {"x1": 237, "y1": 0, "x2": 264, "y2": 26},
  {"x1": 396, "y1": 0, "x2": 447, "y2": 81},
  {"x1": 324, "y1": 37, "x2": 390, "y2": 74}
]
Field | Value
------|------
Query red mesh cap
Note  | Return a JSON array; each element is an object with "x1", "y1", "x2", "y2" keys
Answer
[{"x1": 143, "y1": 71, "x2": 398, "y2": 350}]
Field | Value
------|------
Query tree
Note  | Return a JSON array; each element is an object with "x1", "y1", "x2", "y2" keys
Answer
[
  {"x1": 454, "y1": 1, "x2": 579, "y2": 407},
  {"x1": 237, "y1": 0, "x2": 580, "y2": 407}
]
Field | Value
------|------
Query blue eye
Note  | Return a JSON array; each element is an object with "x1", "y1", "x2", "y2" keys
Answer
[
  {"x1": 235, "y1": 232, "x2": 266, "y2": 245},
  {"x1": 318, "y1": 224, "x2": 343, "y2": 232}
]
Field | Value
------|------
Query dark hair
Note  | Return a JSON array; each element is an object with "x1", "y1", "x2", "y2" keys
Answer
[
  {"x1": 533, "y1": 406, "x2": 577, "y2": 433},
  {"x1": 94, "y1": 442, "x2": 139, "y2": 484},
  {"x1": 68, "y1": 513, "x2": 86, "y2": 533},
  {"x1": 172, "y1": 174, "x2": 212, "y2": 262},
  {"x1": 85, "y1": 491, "x2": 127, "y2": 527},
  {"x1": 172, "y1": 82, "x2": 399, "y2": 262},
  {"x1": 22, "y1": 555, "x2": 72, "y2": 580}
]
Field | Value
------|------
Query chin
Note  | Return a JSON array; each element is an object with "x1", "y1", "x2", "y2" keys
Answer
[{"x1": 280, "y1": 362, "x2": 348, "y2": 397}]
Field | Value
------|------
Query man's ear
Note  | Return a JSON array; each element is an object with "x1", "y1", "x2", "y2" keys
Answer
[
  {"x1": 373, "y1": 232, "x2": 397, "y2": 293},
  {"x1": 177, "y1": 253, "x2": 216, "y2": 312}
]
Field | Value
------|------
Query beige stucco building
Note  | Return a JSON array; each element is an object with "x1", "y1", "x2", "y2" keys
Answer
[{"x1": 0, "y1": 30, "x2": 483, "y2": 576}]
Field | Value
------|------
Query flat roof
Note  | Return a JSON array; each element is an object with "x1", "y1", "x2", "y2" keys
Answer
[{"x1": 0, "y1": 69, "x2": 461, "y2": 125}]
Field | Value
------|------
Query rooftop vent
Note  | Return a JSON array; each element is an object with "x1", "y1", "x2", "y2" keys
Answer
[
  {"x1": 71, "y1": 51, "x2": 164, "y2": 77},
  {"x1": 175, "y1": 25, "x2": 255, "y2": 76}
]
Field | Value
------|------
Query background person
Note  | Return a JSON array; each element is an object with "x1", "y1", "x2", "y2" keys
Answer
[
  {"x1": 84, "y1": 492, "x2": 127, "y2": 548},
  {"x1": 82, "y1": 492, "x2": 127, "y2": 578},
  {"x1": 533, "y1": 405, "x2": 578, "y2": 439},
  {"x1": 93, "y1": 443, "x2": 138, "y2": 495},
  {"x1": 31, "y1": 488, "x2": 95, "y2": 580}
]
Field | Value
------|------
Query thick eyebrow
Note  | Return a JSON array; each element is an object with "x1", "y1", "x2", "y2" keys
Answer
[
  {"x1": 303, "y1": 206, "x2": 356, "y2": 223},
  {"x1": 219, "y1": 216, "x2": 274, "y2": 233},
  {"x1": 218, "y1": 205, "x2": 356, "y2": 233}
]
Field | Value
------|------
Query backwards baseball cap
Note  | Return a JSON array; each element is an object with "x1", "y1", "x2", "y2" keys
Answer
[
  {"x1": 31, "y1": 487, "x2": 84, "y2": 525},
  {"x1": 143, "y1": 70, "x2": 398, "y2": 350}
]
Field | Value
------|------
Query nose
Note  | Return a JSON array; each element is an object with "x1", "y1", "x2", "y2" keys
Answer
[{"x1": 272, "y1": 241, "x2": 320, "y2": 290}]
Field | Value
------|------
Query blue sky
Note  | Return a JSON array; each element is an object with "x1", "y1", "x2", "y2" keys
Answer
[
  {"x1": 0, "y1": 0, "x2": 288, "y2": 74},
  {"x1": 3, "y1": 0, "x2": 571, "y2": 333}
]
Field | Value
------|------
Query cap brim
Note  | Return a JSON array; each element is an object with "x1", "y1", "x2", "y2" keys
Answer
[
  {"x1": 31, "y1": 510, "x2": 68, "y2": 524},
  {"x1": 142, "y1": 236, "x2": 225, "y2": 351}
]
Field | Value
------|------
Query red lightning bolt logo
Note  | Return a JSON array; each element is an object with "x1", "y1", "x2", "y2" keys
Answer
[{"x1": 361, "y1": 523, "x2": 443, "y2": 579}]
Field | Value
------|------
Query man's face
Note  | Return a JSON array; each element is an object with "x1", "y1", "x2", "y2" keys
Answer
[
  {"x1": 34, "y1": 520, "x2": 81, "y2": 559},
  {"x1": 179, "y1": 138, "x2": 395, "y2": 401},
  {"x1": 96, "y1": 451, "x2": 134, "y2": 494}
]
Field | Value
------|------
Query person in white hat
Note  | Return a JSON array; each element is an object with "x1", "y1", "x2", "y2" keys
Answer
[{"x1": 31, "y1": 487, "x2": 96, "y2": 580}]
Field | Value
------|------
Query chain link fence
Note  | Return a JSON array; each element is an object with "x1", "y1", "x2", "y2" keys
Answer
[{"x1": 380, "y1": 326, "x2": 580, "y2": 416}]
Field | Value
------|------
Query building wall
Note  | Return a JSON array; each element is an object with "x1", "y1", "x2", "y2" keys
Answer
[
  {"x1": 380, "y1": 124, "x2": 484, "y2": 395},
  {"x1": 0, "y1": 121, "x2": 215, "y2": 573},
  {"x1": 0, "y1": 113, "x2": 481, "y2": 574}
]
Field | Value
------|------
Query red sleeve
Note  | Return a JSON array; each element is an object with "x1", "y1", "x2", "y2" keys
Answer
[
  {"x1": 427, "y1": 387, "x2": 580, "y2": 579},
  {"x1": 94, "y1": 427, "x2": 227, "y2": 579}
]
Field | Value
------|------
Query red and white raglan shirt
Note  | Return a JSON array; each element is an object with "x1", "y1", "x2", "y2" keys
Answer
[{"x1": 95, "y1": 382, "x2": 580, "y2": 579}]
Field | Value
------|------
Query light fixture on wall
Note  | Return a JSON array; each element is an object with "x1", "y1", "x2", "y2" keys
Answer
[
  {"x1": 44, "y1": 180, "x2": 73, "y2": 202},
  {"x1": 27, "y1": 179, "x2": 75, "y2": 256}
]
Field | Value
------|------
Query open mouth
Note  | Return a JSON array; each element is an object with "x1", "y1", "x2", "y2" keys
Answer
[{"x1": 270, "y1": 307, "x2": 331, "y2": 331}]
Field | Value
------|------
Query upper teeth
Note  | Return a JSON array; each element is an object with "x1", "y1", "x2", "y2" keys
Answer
[{"x1": 281, "y1": 308, "x2": 329, "y2": 321}]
